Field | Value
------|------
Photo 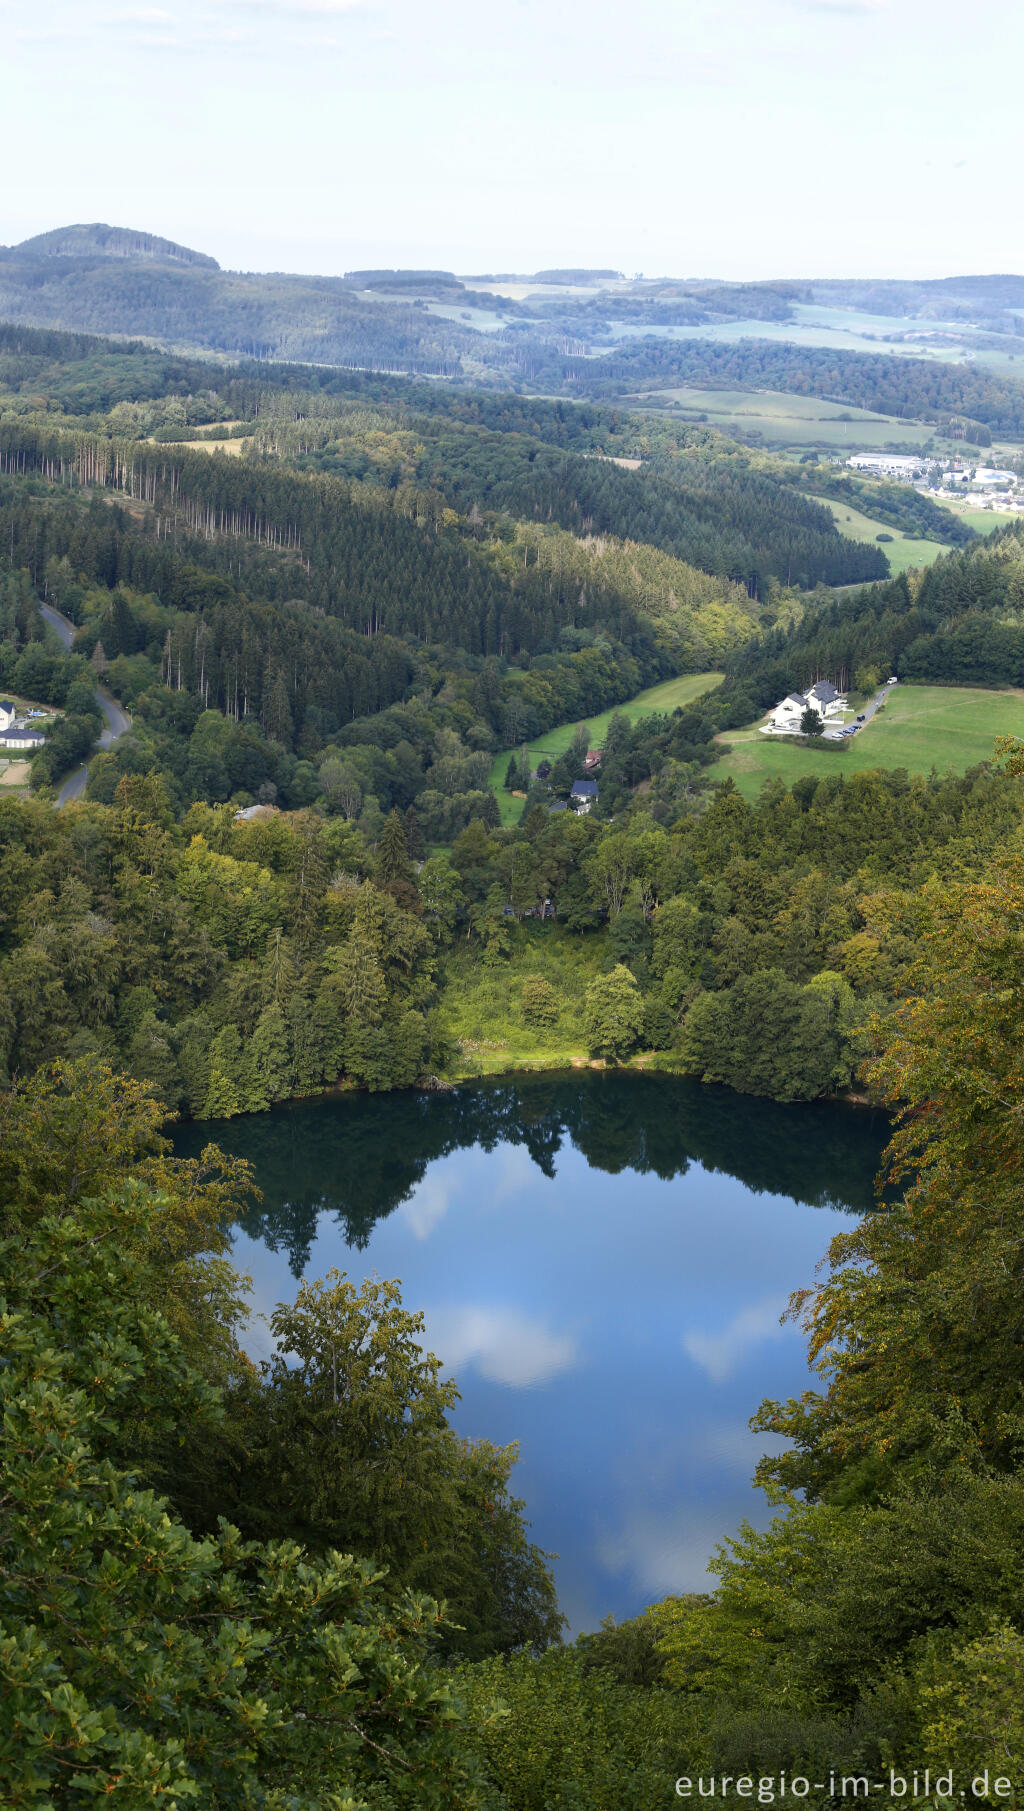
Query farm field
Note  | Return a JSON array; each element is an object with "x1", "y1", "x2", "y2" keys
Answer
[
  {"x1": 821, "y1": 498, "x2": 947, "y2": 574},
  {"x1": 487, "y1": 671, "x2": 723, "y2": 825},
  {"x1": 625, "y1": 385, "x2": 944, "y2": 452},
  {"x1": 713, "y1": 684, "x2": 1024, "y2": 802}
]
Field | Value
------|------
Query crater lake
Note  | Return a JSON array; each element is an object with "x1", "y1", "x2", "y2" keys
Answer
[{"x1": 173, "y1": 1073, "x2": 888, "y2": 1633}]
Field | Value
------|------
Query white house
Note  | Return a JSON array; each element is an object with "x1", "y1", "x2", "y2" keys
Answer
[
  {"x1": 0, "y1": 726, "x2": 46, "y2": 751},
  {"x1": 764, "y1": 680, "x2": 847, "y2": 736},
  {"x1": 0, "y1": 700, "x2": 15, "y2": 732}
]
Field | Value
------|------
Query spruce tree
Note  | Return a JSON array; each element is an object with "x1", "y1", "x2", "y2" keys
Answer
[
  {"x1": 376, "y1": 809, "x2": 419, "y2": 910},
  {"x1": 247, "y1": 1003, "x2": 292, "y2": 1109}
]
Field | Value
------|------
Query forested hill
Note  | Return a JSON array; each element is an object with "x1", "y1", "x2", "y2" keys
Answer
[
  {"x1": 0, "y1": 237, "x2": 481, "y2": 375},
  {"x1": 5, "y1": 224, "x2": 219, "y2": 268},
  {"x1": 712, "y1": 517, "x2": 1024, "y2": 725},
  {"x1": 5, "y1": 228, "x2": 1024, "y2": 446},
  {"x1": 553, "y1": 336, "x2": 1024, "y2": 437},
  {"x1": 0, "y1": 322, "x2": 887, "y2": 594}
]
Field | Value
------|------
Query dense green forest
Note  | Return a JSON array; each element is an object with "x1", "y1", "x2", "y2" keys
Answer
[
  {"x1": 720, "y1": 522, "x2": 1024, "y2": 714},
  {"x1": 5, "y1": 227, "x2": 1024, "y2": 448},
  {"x1": 9, "y1": 834, "x2": 1024, "y2": 1799},
  {"x1": 9, "y1": 315, "x2": 1024, "y2": 1803},
  {"x1": 560, "y1": 337, "x2": 1024, "y2": 435}
]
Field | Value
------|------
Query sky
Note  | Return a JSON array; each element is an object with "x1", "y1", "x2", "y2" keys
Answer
[{"x1": 4, "y1": 0, "x2": 1022, "y2": 281}]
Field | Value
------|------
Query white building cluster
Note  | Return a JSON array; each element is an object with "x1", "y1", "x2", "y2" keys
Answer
[
  {"x1": 843, "y1": 453, "x2": 1024, "y2": 513},
  {"x1": 0, "y1": 698, "x2": 47, "y2": 753},
  {"x1": 762, "y1": 680, "x2": 847, "y2": 738},
  {"x1": 847, "y1": 454, "x2": 927, "y2": 480}
]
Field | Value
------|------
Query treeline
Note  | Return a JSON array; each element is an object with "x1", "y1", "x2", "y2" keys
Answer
[
  {"x1": 718, "y1": 519, "x2": 1024, "y2": 714},
  {"x1": 0, "y1": 246, "x2": 479, "y2": 372},
  {"x1": 4, "y1": 743, "x2": 1022, "y2": 1116},
  {"x1": 0, "y1": 322, "x2": 930, "y2": 595},
  {"x1": 545, "y1": 334, "x2": 1024, "y2": 437},
  {"x1": 11, "y1": 831, "x2": 1024, "y2": 1801},
  {"x1": 293, "y1": 419, "x2": 885, "y2": 592},
  {"x1": 0, "y1": 423, "x2": 693, "y2": 653}
]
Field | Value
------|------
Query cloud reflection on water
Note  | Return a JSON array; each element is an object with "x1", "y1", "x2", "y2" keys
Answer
[
  {"x1": 425, "y1": 1304, "x2": 578, "y2": 1387},
  {"x1": 682, "y1": 1294, "x2": 793, "y2": 1383},
  {"x1": 181, "y1": 1075, "x2": 889, "y2": 1633}
]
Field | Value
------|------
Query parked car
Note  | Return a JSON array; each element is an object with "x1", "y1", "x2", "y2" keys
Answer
[
  {"x1": 856, "y1": 713, "x2": 866, "y2": 721},
  {"x1": 888, "y1": 676, "x2": 898, "y2": 685}
]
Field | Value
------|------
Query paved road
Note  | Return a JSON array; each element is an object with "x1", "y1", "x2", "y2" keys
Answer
[
  {"x1": 822, "y1": 681, "x2": 896, "y2": 742},
  {"x1": 39, "y1": 603, "x2": 132, "y2": 804},
  {"x1": 858, "y1": 680, "x2": 897, "y2": 728}
]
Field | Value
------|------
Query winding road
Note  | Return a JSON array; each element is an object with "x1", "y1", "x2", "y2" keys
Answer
[{"x1": 39, "y1": 603, "x2": 133, "y2": 805}]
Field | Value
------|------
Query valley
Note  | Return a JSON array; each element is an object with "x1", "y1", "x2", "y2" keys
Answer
[{"x1": 7, "y1": 219, "x2": 1024, "y2": 1810}]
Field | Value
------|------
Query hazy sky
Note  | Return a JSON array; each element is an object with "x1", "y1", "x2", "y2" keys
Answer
[{"x1": 5, "y1": 0, "x2": 1021, "y2": 280}]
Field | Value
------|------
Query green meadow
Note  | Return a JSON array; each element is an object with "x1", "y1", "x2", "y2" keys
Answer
[
  {"x1": 713, "y1": 684, "x2": 1024, "y2": 802},
  {"x1": 626, "y1": 384, "x2": 943, "y2": 451},
  {"x1": 487, "y1": 672, "x2": 723, "y2": 825},
  {"x1": 822, "y1": 499, "x2": 948, "y2": 574},
  {"x1": 437, "y1": 923, "x2": 603, "y2": 1075}
]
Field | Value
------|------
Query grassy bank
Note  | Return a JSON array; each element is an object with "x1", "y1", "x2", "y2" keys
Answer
[
  {"x1": 712, "y1": 683, "x2": 1024, "y2": 801},
  {"x1": 487, "y1": 671, "x2": 723, "y2": 825},
  {"x1": 438, "y1": 923, "x2": 607, "y2": 1075}
]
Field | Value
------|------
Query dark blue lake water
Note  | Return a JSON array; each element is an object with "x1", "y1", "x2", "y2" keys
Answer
[{"x1": 173, "y1": 1074, "x2": 888, "y2": 1633}]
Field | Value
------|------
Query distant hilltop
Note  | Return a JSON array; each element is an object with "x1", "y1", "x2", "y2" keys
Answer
[
  {"x1": 530, "y1": 268, "x2": 624, "y2": 284},
  {"x1": 343, "y1": 269, "x2": 462, "y2": 293},
  {"x1": 2, "y1": 223, "x2": 219, "y2": 270}
]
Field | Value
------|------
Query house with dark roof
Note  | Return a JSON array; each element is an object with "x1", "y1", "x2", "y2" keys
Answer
[
  {"x1": 571, "y1": 779, "x2": 599, "y2": 813},
  {"x1": 764, "y1": 680, "x2": 847, "y2": 737},
  {"x1": 0, "y1": 701, "x2": 15, "y2": 732},
  {"x1": 0, "y1": 726, "x2": 46, "y2": 751}
]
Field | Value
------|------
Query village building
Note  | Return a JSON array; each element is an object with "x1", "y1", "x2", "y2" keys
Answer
[
  {"x1": 0, "y1": 700, "x2": 16, "y2": 732},
  {"x1": 233, "y1": 802, "x2": 280, "y2": 822},
  {"x1": 763, "y1": 680, "x2": 847, "y2": 737},
  {"x1": 847, "y1": 453, "x2": 926, "y2": 480},
  {"x1": 570, "y1": 779, "x2": 599, "y2": 812},
  {"x1": 972, "y1": 467, "x2": 1018, "y2": 488},
  {"x1": 0, "y1": 726, "x2": 47, "y2": 751}
]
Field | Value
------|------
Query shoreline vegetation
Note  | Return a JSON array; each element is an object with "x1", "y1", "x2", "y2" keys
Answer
[{"x1": 10, "y1": 282, "x2": 1024, "y2": 1804}]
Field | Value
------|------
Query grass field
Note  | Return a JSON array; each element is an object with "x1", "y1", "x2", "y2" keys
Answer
[
  {"x1": 437, "y1": 923, "x2": 603, "y2": 1076},
  {"x1": 822, "y1": 499, "x2": 948, "y2": 574},
  {"x1": 158, "y1": 437, "x2": 247, "y2": 456},
  {"x1": 713, "y1": 684, "x2": 1024, "y2": 801},
  {"x1": 626, "y1": 386, "x2": 942, "y2": 452},
  {"x1": 487, "y1": 672, "x2": 723, "y2": 825}
]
